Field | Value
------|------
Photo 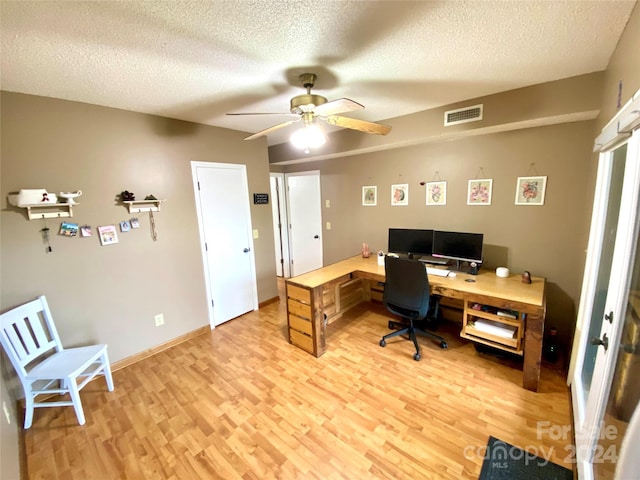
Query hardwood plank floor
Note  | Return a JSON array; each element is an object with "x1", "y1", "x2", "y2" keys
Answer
[{"x1": 23, "y1": 287, "x2": 572, "y2": 479}]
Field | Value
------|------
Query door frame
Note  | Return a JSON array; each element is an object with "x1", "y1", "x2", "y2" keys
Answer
[
  {"x1": 191, "y1": 161, "x2": 258, "y2": 329},
  {"x1": 270, "y1": 172, "x2": 291, "y2": 277}
]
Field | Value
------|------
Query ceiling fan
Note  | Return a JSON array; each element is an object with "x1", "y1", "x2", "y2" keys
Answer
[{"x1": 227, "y1": 73, "x2": 392, "y2": 142}]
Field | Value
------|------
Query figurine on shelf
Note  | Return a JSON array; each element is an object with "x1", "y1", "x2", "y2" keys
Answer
[
  {"x1": 119, "y1": 190, "x2": 135, "y2": 201},
  {"x1": 144, "y1": 194, "x2": 158, "y2": 200}
]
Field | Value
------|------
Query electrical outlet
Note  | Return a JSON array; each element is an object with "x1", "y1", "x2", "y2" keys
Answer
[
  {"x1": 325, "y1": 200, "x2": 330, "y2": 208},
  {"x1": 3, "y1": 401, "x2": 11, "y2": 424},
  {"x1": 154, "y1": 313, "x2": 164, "y2": 327},
  {"x1": 326, "y1": 222, "x2": 331, "y2": 230}
]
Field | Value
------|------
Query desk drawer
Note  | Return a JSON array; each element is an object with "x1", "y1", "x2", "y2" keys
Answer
[
  {"x1": 287, "y1": 284, "x2": 311, "y2": 304},
  {"x1": 289, "y1": 328, "x2": 314, "y2": 353},
  {"x1": 287, "y1": 299, "x2": 312, "y2": 320},
  {"x1": 289, "y1": 315, "x2": 312, "y2": 336}
]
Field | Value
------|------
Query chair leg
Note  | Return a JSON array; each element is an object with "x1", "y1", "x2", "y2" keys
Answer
[
  {"x1": 24, "y1": 386, "x2": 35, "y2": 429},
  {"x1": 381, "y1": 326, "x2": 410, "y2": 342},
  {"x1": 101, "y1": 352, "x2": 114, "y2": 391},
  {"x1": 67, "y1": 379, "x2": 86, "y2": 425},
  {"x1": 415, "y1": 327, "x2": 448, "y2": 348},
  {"x1": 409, "y1": 328, "x2": 421, "y2": 360}
]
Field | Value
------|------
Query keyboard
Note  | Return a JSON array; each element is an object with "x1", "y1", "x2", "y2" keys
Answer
[{"x1": 426, "y1": 266, "x2": 451, "y2": 277}]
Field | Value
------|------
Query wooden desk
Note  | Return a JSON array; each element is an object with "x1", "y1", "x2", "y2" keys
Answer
[{"x1": 285, "y1": 255, "x2": 546, "y2": 392}]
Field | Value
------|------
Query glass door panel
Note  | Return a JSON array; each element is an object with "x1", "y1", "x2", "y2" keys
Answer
[
  {"x1": 594, "y1": 233, "x2": 640, "y2": 479},
  {"x1": 580, "y1": 146, "x2": 626, "y2": 400}
]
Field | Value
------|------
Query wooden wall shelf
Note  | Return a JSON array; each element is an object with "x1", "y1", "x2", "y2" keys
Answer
[
  {"x1": 123, "y1": 200, "x2": 165, "y2": 213},
  {"x1": 21, "y1": 203, "x2": 76, "y2": 220}
]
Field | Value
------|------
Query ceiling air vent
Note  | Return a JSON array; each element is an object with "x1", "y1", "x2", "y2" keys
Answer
[{"x1": 444, "y1": 104, "x2": 483, "y2": 126}]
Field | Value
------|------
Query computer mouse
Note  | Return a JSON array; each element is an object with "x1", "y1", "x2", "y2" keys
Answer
[{"x1": 448, "y1": 271, "x2": 457, "y2": 278}]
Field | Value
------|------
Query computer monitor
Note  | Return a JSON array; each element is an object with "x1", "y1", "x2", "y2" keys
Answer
[
  {"x1": 387, "y1": 229, "x2": 433, "y2": 257},
  {"x1": 432, "y1": 230, "x2": 483, "y2": 264}
]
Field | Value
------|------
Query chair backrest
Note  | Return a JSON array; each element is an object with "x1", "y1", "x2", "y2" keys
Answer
[
  {"x1": 383, "y1": 256, "x2": 431, "y2": 320},
  {"x1": 0, "y1": 296, "x2": 63, "y2": 381}
]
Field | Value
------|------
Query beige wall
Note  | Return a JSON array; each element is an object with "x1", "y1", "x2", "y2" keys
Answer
[{"x1": 0, "y1": 92, "x2": 278, "y2": 366}]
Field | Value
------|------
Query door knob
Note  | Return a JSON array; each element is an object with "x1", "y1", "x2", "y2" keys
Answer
[
  {"x1": 590, "y1": 333, "x2": 609, "y2": 351},
  {"x1": 314, "y1": 235, "x2": 319, "y2": 239},
  {"x1": 243, "y1": 247, "x2": 250, "y2": 253}
]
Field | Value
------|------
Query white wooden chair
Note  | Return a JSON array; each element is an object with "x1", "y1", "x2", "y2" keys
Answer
[{"x1": 0, "y1": 295, "x2": 114, "y2": 428}]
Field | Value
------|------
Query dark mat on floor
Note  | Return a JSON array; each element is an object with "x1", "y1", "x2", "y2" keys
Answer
[{"x1": 478, "y1": 436, "x2": 573, "y2": 480}]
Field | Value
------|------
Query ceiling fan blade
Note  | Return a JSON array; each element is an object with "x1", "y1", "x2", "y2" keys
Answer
[
  {"x1": 314, "y1": 98, "x2": 363, "y2": 116},
  {"x1": 244, "y1": 119, "x2": 300, "y2": 140},
  {"x1": 325, "y1": 115, "x2": 391, "y2": 135},
  {"x1": 227, "y1": 112, "x2": 298, "y2": 117}
]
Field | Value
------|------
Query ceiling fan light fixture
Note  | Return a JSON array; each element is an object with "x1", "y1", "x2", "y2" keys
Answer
[{"x1": 290, "y1": 122, "x2": 326, "y2": 153}]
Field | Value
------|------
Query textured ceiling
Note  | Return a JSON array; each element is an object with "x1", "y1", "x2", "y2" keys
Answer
[{"x1": 1, "y1": 1, "x2": 636, "y2": 146}]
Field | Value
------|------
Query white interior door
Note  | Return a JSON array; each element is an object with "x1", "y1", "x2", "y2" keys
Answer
[
  {"x1": 286, "y1": 171, "x2": 323, "y2": 276},
  {"x1": 270, "y1": 173, "x2": 290, "y2": 277},
  {"x1": 192, "y1": 162, "x2": 258, "y2": 327}
]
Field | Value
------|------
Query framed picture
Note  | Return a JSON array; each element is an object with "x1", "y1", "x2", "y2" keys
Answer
[
  {"x1": 515, "y1": 176, "x2": 547, "y2": 205},
  {"x1": 130, "y1": 217, "x2": 140, "y2": 229},
  {"x1": 391, "y1": 184, "x2": 409, "y2": 206},
  {"x1": 59, "y1": 222, "x2": 79, "y2": 237},
  {"x1": 97, "y1": 225, "x2": 119, "y2": 246},
  {"x1": 80, "y1": 225, "x2": 93, "y2": 237},
  {"x1": 120, "y1": 220, "x2": 131, "y2": 232},
  {"x1": 362, "y1": 186, "x2": 377, "y2": 206},
  {"x1": 426, "y1": 181, "x2": 447, "y2": 206},
  {"x1": 467, "y1": 179, "x2": 493, "y2": 205}
]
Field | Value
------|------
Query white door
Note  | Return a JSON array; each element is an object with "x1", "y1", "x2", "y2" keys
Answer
[
  {"x1": 569, "y1": 91, "x2": 640, "y2": 480},
  {"x1": 270, "y1": 173, "x2": 290, "y2": 277},
  {"x1": 191, "y1": 162, "x2": 258, "y2": 327},
  {"x1": 286, "y1": 171, "x2": 323, "y2": 276}
]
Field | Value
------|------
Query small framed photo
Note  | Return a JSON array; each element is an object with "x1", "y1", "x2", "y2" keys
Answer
[
  {"x1": 59, "y1": 222, "x2": 79, "y2": 237},
  {"x1": 391, "y1": 184, "x2": 409, "y2": 206},
  {"x1": 362, "y1": 186, "x2": 377, "y2": 206},
  {"x1": 120, "y1": 220, "x2": 131, "y2": 232},
  {"x1": 426, "y1": 181, "x2": 447, "y2": 206},
  {"x1": 515, "y1": 176, "x2": 547, "y2": 205},
  {"x1": 97, "y1": 225, "x2": 119, "y2": 246},
  {"x1": 130, "y1": 217, "x2": 140, "y2": 229},
  {"x1": 80, "y1": 225, "x2": 93, "y2": 237},
  {"x1": 467, "y1": 179, "x2": 493, "y2": 205}
]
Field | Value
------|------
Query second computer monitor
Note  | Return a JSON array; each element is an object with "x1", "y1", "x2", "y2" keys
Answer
[
  {"x1": 388, "y1": 228, "x2": 433, "y2": 257},
  {"x1": 432, "y1": 230, "x2": 484, "y2": 264}
]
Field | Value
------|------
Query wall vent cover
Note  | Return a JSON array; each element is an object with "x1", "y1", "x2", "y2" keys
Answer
[{"x1": 444, "y1": 104, "x2": 483, "y2": 126}]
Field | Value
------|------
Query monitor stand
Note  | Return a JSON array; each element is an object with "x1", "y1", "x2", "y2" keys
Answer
[{"x1": 418, "y1": 255, "x2": 449, "y2": 265}]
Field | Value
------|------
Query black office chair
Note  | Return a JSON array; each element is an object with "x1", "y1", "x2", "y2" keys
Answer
[{"x1": 379, "y1": 256, "x2": 448, "y2": 360}]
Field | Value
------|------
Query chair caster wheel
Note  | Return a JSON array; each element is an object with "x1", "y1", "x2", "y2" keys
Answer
[
  {"x1": 388, "y1": 321, "x2": 395, "y2": 329},
  {"x1": 379, "y1": 339, "x2": 386, "y2": 347},
  {"x1": 413, "y1": 353, "x2": 421, "y2": 361},
  {"x1": 440, "y1": 341, "x2": 448, "y2": 349}
]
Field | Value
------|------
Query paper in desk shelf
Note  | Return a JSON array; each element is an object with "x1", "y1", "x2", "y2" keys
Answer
[{"x1": 473, "y1": 319, "x2": 517, "y2": 339}]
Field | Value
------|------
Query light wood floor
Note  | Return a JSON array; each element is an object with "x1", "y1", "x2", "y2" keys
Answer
[{"x1": 23, "y1": 287, "x2": 573, "y2": 479}]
